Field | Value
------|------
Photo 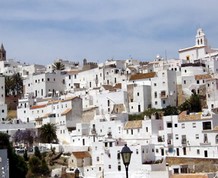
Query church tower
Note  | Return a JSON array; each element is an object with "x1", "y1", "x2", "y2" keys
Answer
[
  {"x1": 195, "y1": 28, "x2": 208, "y2": 47},
  {"x1": 0, "y1": 44, "x2": 6, "y2": 61}
]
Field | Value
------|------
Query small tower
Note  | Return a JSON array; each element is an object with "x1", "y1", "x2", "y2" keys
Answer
[
  {"x1": 195, "y1": 28, "x2": 208, "y2": 47},
  {"x1": 0, "y1": 44, "x2": 6, "y2": 61}
]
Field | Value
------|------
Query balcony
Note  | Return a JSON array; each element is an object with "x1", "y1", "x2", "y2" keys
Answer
[
  {"x1": 160, "y1": 91, "x2": 168, "y2": 99},
  {"x1": 200, "y1": 141, "x2": 211, "y2": 146}
]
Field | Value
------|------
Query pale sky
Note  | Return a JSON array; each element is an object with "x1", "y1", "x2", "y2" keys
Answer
[{"x1": 0, "y1": 0, "x2": 218, "y2": 65}]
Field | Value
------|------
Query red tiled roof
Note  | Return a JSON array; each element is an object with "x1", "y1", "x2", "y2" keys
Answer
[
  {"x1": 195, "y1": 74, "x2": 211, "y2": 80},
  {"x1": 61, "y1": 108, "x2": 72, "y2": 116},
  {"x1": 31, "y1": 104, "x2": 47, "y2": 109},
  {"x1": 72, "y1": 151, "x2": 91, "y2": 159},
  {"x1": 129, "y1": 72, "x2": 156, "y2": 80}
]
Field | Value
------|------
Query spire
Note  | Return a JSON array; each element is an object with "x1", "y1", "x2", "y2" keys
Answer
[
  {"x1": 1, "y1": 43, "x2": 5, "y2": 51},
  {"x1": 195, "y1": 28, "x2": 208, "y2": 47},
  {"x1": 0, "y1": 43, "x2": 6, "y2": 61}
]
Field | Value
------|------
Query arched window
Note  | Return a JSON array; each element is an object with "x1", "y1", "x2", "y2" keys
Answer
[{"x1": 215, "y1": 135, "x2": 218, "y2": 144}]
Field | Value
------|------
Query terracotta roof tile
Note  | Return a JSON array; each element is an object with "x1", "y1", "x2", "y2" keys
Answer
[
  {"x1": 195, "y1": 74, "x2": 211, "y2": 80},
  {"x1": 129, "y1": 72, "x2": 156, "y2": 81},
  {"x1": 178, "y1": 111, "x2": 201, "y2": 121},
  {"x1": 124, "y1": 120, "x2": 142, "y2": 129},
  {"x1": 72, "y1": 151, "x2": 91, "y2": 159},
  {"x1": 170, "y1": 174, "x2": 208, "y2": 178},
  {"x1": 66, "y1": 70, "x2": 80, "y2": 75},
  {"x1": 114, "y1": 83, "x2": 122, "y2": 89},
  {"x1": 102, "y1": 85, "x2": 116, "y2": 92},
  {"x1": 31, "y1": 104, "x2": 47, "y2": 109},
  {"x1": 61, "y1": 108, "x2": 72, "y2": 116}
]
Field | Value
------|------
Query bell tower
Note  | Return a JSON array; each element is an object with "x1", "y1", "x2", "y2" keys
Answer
[
  {"x1": 195, "y1": 28, "x2": 208, "y2": 47},
  {"x1": 0, "y1": 44, "x2": 6, "y2": 61}
]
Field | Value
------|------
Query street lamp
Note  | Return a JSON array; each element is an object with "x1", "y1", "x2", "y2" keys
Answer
[
  {"x1": 75, "y1": 168, "x2": 80, "y2": 178},
  {"x1": 121, "y1": 144, "x2": 133, "y2": 178}
]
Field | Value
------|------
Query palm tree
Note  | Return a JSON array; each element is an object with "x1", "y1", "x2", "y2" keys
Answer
[
  {"x1": 39, "y1": 123, "x2": 58, "y2": 143},
  {"x1": 52, "y1": 61, "x2": 65, "y2": 71}
]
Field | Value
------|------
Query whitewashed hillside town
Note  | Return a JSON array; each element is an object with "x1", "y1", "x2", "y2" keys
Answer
[{"x1": 1, "y1": 28, "x2": 218, "y2": 178}]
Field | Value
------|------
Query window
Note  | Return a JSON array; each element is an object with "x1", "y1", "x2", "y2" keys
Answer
[
  {"x1": 195, "y1": 134, "x2": 199, "y2": 139},
  {"x1": 97, "y1": 157, "x2": 99, "y2": 161},
  {"x1": 192, "y1": 123, "x2": 196, "y2": 128},
  {"x1": 163, "y1": 100, "x2": 166, "y2": 104},
  {"x1": 154, "y1": 92, "x2": 157, "y2": 98},
  {"x1": 184, "y1": 80, "x2": 186, "y2": 84},
  {"x1": 204, "y1": 134, "x2": 208, "y2": 143},
  {"x1": 197, "y1": 149, "x2": 200, "y2": 155},
  {"x1": 137, "y1": 92, "x2": 139, "y2": 96},
  {"x1": 155, "y1": 101, "x2": 158, "y2": 105},
  {"x1": 175, "y1": 134, "x2": 179, "y2": 140},
  {"x1": 174, "y1": 168, "x2": 179, "y2": 174},
  {"x1": 216, "y1": 135, "x2": 218, "y2": 144},
  {"x1": 197, "y1": 80, "x2": 199, "y2": 84},
  {"x1": 108, "y1": 165, "x2": 111, "y2": 169},
  {"x1": 202, "y1": 122, "x2": 211, "y2": 130},
  {"x1": 167, "y1": 122, "x2": 172, "y2": 128},
  {"x1": 118, "y1": 165, "x2": 121, "y2": 171},
  {"x1": 154, "y1": 83, "x2": 157, "y2": 86},
  {"x1": 181, "y1": 123, "x2": 185, "y2": 129},
  {"x1": 174, "y1": 123, "x2": 178, "y2": 127},
  {"x1": 117, "y1": 152, "x2": 120, "y2": 160}
]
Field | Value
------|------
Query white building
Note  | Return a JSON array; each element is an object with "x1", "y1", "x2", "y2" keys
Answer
[
  {"x1": 0, "y1": 149, "x2": 9, "y2": 178},
  {"x1": 206, "y1": 77, "x2": 218, "y2": 110},
  {"x1": 23, "y1": 71, "x2": 66, "y2": 98},
  {"x1": 158, "y1": 111, "x2": 218, "y2": 158},
  {"x1": 0, "y1": 76, "x2": 7, "y2": 121},
  {"x1": 151, "y1": 69, "x2": 177, "y2": 109},
  {"x1": 179, "y1": 28, "x2": 218, "y2": 63}
]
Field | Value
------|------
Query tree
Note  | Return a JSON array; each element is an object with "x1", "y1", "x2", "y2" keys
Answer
[
  {"x1": 163, "y1": 105, "x2": 178, "y2": 116},
  {"x1": 5, "y1": 73, "x2": 23, "y2": 96},
  {"x1": 28, "y1": 156, "x2": 41, "y2": 174},
  {"x1": 0, "y1": 132, "x2": 28, "y2": 178},
  {"x1": 34, "y1": 146, "x2": 41, "y2": 159},
  {"x1": 189, "y1": 92, "x2": 202, "y2": 112},
  {"x1": 179, "y1": 92, "x2": 202, "y2": 113},
  {"x1": 23, "y1": 149, "x2": 28, "y2": 161},
  {"x1": 5, "y1": 76, "x2": 13, "y2": 96},
  {"x1": 39, "y1": 123, "x2": 58, "y2": 143},
  {"x1": 52, "y1": 61, "x2": 65, "y2": 71},
  {"x1": 13, "y1": 129, "x2": 36, "y2": 147},
  {"x1": 13, "y1": 73, "x2": 23, "y2": 95},
  {"x1": 40, "y1": 158, "x2": 50, "y2": 175}
]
